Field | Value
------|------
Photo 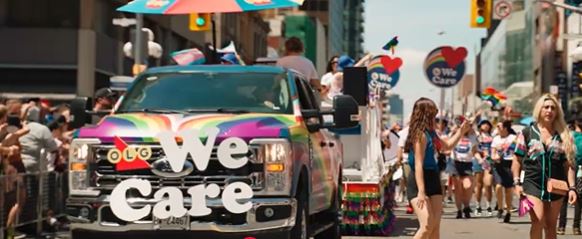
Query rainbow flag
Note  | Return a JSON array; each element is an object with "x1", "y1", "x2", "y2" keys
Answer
[
  {"x1": 481, "y1": 87, "x2": 506, "y2": 108},
  {"x1": 382, "y1": 36, "x2": 399, "y2": 55},
  {"x1": 171, "y1": 48, "x2": 206, "y2": 66}
]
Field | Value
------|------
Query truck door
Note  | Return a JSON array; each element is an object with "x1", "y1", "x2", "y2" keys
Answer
[{"x1": 294, "y1": 77, "x2": 333, "y2": 213}]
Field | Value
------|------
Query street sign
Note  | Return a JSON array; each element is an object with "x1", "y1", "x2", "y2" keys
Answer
[
  {"x1": 493, "y1": 0, "x2": 512, "y2": 20},
  {"x1": 367, "y1": 55, "x2": 402, "y2": 91},
  {"x1": 424, "y1": 46, "x2": 467, "y2": 88},
  {"x1": 112, "y1": 18, "x2": 137, "y2": 27}
]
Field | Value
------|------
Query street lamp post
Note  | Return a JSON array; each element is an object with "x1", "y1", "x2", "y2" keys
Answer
[{"x1": 134, "y1": 14, "x2": 145, "y2": 75}]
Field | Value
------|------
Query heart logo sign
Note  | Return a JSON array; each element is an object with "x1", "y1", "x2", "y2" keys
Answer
[
  {"x1": 423, "y1": 46, "x2": 467, "y2": 88},
  {"x1": 367, "y1": 55, "x2": 403, "y2": 91},
  {"x1": 441, "y1": 47, "x2": 468, "y2": 68},
  {"x1": 380, "y1": 56, "x2": 403, "y2": 75}
]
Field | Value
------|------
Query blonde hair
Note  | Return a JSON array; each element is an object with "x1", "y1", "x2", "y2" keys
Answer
[{"x1": 532, "y1": 94, "x2": 575, "y2": 162}]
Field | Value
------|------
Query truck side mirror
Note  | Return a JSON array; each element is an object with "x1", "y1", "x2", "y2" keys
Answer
[
  {"x1": 69, "y1": 97, "x2": 92, "y2": 129},
  {"x1": 332, "y1": 95, "x2": 360, "y2": 129}
]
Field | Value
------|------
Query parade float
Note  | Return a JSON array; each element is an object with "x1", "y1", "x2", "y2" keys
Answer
[{"x1": 337, "y1": 53, "x2": 402, "y2": 236}]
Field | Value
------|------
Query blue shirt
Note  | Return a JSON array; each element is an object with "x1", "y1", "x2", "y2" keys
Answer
[{"x1": 408, "y1": 131, "x2": 439, "y2": 171}]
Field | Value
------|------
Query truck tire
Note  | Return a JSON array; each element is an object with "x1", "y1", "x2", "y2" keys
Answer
[
  {"x1": 315, "y1": 185, "x2": 341, "y2": 239},
  {"x1": 290, "y1": 192, "x2": 308, "y2": 239}
]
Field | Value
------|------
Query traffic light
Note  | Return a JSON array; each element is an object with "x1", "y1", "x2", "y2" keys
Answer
[
  {"x1": 189, "y1": 13, "x2": 211, "y2": 31},
  {"x1": 470, "y1": 0, "x2": 491, "y2": 28}
]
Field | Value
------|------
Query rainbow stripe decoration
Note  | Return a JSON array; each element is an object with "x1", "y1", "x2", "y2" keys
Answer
[
  {"x1": 341, "y1": 176, "x2": 396, "y2": 236},
  {"x1": 481, "y1": 87, "x2": 507, "y2": 109},
  {"x1": 171, "y1": 48, "x2": 206, "y2": 66}
]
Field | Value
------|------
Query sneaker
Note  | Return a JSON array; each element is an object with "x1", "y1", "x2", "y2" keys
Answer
[
  {"x1": 497, "y1": 210, "x2": 503, "y2": 219},
  {"x1": 503, "y1": 213, "x2": 511, "y2": 223},
  {"x1": 463, "y1": 207, "x2": 472, "y2": 219},
  {"x1": 456, "y1": 210, "x2": 463, "y2": 219},
  {"x1": 557, "y1": 227, "x2": 565, "y2": 235},
  {"x1": 476, "y1": 207, "x2": 482, "y2": 217},
  {"x1": 406, "y1": 205, "x2": 414, "y2": 214},
  {"x1": 447, "y1": 196, "x2": 454, "y2": 204},
  {"x1": 573, "y1": 227, "x2": 581, "y2": 235},
  {"x1": 486, "y1": 207, "x2": 493, "y2": 216},
  {"x1": 13, "y1": 230, "x2": 26, "y2": 239}
]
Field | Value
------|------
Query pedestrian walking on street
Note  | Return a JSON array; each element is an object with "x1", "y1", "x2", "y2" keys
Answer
[
  {"x1": 512, "y1": 94, "x2": 578, "y2": 239},
  {"x1": 475, "y1": 120, "x2": 495, "y2": 217},
  {"x1": 404, "y1": 97, "x2": 472, "y2": 239},
  {"x1": 491, "y1": 120, "x2": 517, "y2": 223},
  {"x1": 557, "y1": 118, "x2": 582, "y2": 235},
  {"x1": 451, "y1": 125, "x2": 480, "y2": 219}
]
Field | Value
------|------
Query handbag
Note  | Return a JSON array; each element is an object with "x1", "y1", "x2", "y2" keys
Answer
[{"x1": 547, "y1": 178, "x2": 569, "y2": 196}]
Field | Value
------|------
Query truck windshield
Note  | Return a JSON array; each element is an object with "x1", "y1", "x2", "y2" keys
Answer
[{"x1": 116, "y1": 72, "x2": 293, "y2": 114}]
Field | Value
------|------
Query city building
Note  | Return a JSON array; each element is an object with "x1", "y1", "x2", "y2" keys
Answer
[
  {"x1": 299, "y1": 0, "x2": 345, "y2": 57},
  {"x1": 478, "y1": 0, "x2": 537, "y2": 116},
  {"x1": 382, "y1": 93, "x2": 403, "y2": 127},
  {"x1": 344, "y1": 0, "x2": 366, "y2": 58},
  {"x1": 0, "y1": 0, "x2": 269, "y2": 99}
]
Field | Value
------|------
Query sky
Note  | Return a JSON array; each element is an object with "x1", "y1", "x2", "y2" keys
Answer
[{"x1": 363, "y1": 0, "x2": 486, "y2": 117}]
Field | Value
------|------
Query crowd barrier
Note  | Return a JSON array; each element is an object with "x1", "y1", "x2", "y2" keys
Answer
[{"x1": 0, "y1": 171, "x2": 68, "y2": 239}]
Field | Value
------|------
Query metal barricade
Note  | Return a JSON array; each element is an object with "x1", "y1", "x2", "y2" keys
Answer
[{"x1": 1, "y1": 170, "x2": 68, "y2": 239}]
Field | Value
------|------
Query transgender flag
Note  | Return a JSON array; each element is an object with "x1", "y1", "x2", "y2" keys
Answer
[{"x1": 171, "y1": 48, "x2": 206, "y2": 66}]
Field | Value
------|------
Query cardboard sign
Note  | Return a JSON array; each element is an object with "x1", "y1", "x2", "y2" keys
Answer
[
  {"x1": 367, "y1": 55, "x2": 402, "y2": 91},
  {"x1": 109, "y1": 127, "x2": 253, "y2": 222},
  {"x1": 424, "y1": 46, "x2": 467, "y2": 88}
]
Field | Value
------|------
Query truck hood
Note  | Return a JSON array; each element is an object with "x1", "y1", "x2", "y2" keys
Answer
[{"x1": 74, "y1": 113, "x2": 301, "y2": 143}]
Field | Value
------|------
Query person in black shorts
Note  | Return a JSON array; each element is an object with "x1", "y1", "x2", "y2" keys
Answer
[
  {"x1": 513, "y1": 94, "x2": 578, "y2": 239},
  {"x1": 451, "y1": 129, "x2": 480, "y2": 219},
  {"x1": 491, "y1": 120, "x2": 517, "y2": 223},
  {"x1": 404, "y1": 98, "x2": 472, "y2": 239}
]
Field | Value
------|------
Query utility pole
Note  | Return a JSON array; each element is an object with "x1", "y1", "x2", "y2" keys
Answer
[{"x1": 134, "y1": 13, "x2": 145, "y2": 75}]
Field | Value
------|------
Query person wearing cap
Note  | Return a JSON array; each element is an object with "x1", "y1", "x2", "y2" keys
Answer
[
  {"x1": 319, "y1": 73, "x2": 334, "y2": 109},
  {"x1": 474, "y1": 120, "x2": 495, "y2": 217},
  {"x1": 276, "y1": 37, "x2": 320, "y2": 89},
  {"x1": 93, "y1": 88, "x2": 115, "y2": 112}
]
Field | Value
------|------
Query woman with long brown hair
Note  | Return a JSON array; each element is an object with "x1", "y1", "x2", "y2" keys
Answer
[
  {"x1": 512, "y1": 94, "x2": 578, "y2": 239},
  {"x1": 405, "y1": 98, "x2": 472, "y2": 239}
]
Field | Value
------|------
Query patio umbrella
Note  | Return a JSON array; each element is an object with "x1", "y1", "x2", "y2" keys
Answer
[
  {"x1": 118, "y1": 0, "x2": 305, "y2": 62},
  {"x1": 117, "y1": 0, "x2": 305, "y2": 14}
]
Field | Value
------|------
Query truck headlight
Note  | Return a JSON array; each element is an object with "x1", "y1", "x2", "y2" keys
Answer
[
  {"x1": 251, "y1": 139, "x2": 292, "y2": 196},
  {"x1": 69, "y1": 138, "x2": 101, "y2": 196}
]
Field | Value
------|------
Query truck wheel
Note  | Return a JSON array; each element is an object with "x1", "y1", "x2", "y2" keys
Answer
[
  {"x1": 290, "y1": 195, "x2": 308, "y2": 239},
  {"x1": 315, "y1": 187, "x2": 341, "y2": 239}
]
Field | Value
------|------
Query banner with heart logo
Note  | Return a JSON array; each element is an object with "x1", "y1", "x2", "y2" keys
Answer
[
  {"x1": 367, "y1": 55, "x2": 403, "y2": 91},
  {"x1": 424, "y1": 46, "x2": 467, "y2": 88}
]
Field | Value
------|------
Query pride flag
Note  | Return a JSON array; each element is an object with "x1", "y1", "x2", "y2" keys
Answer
[
  {"x1": 382, "y1": 36, "x2": 399, "y2": 55},
  {"x1": 481, "y1": 87, "x2": 507, "y2": 108},
  {"x1": 171, "y1": 48, "x2": 206, "y2": 66}
]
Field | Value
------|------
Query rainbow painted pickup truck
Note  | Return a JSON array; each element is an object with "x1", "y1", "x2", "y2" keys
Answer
[{"x1": 66, "y1": 65, "x2": 359, "y2": 239}]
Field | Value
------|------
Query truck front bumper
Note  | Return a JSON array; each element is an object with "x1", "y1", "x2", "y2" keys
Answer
[
  {"x1": 67, "y1": 197, "x2": 296, "y2": 235},
  {"x1": 71, "y1": 228, "x2": 292, "y2": 239}
]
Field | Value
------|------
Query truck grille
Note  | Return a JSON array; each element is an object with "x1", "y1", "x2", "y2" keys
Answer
[{"x1": 90, "y1": 145, "x2": 264, "y2": 191}]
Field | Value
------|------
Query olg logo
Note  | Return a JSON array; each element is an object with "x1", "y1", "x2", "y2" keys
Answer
[{"x1": 107, "y1": 146, "x2": 152, "y2": 163}]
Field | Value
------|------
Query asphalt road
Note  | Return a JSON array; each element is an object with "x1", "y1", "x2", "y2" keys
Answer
[{"x1": 344, "y1": 201, "x2": 581, "y2": 239}]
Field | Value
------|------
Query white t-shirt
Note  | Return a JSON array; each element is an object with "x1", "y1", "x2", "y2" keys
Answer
[
  {"x1": 276, "y1": 55, "x2": 319, "y2": 80},
  {"x1": 384, "y1": 131, "x2": 400, "y2": 163},
  {"x1": 398, "y1": 127, "x2": 409, "y2": 163},
  {"x1": 452, "y1": 135, "x2": 478, "y2": 162},
  {"x1": 491, "y1": 134, "x2": 517, "y2": 161}
]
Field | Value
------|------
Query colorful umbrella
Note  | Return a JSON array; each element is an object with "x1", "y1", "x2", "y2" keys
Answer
[{"x1": 117, "y1": 0, "x2": 305, "y2": 14}]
